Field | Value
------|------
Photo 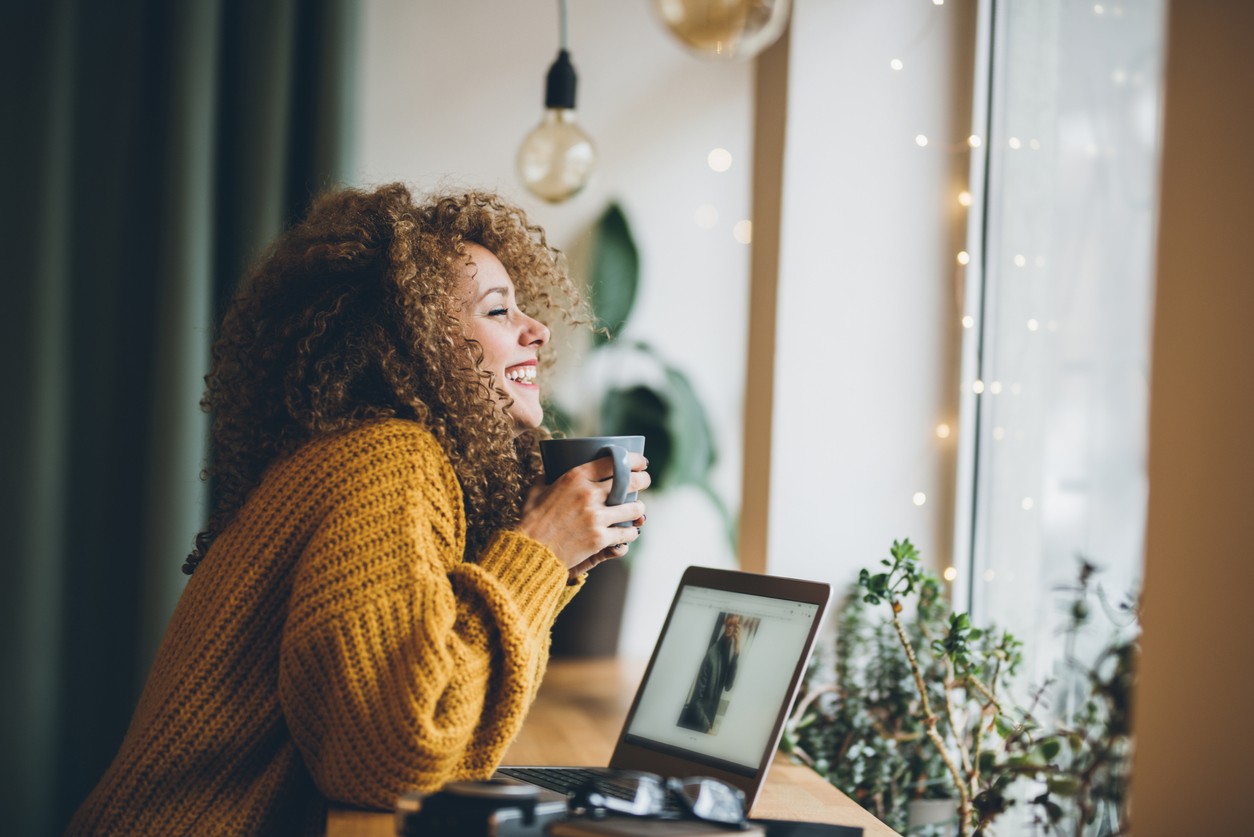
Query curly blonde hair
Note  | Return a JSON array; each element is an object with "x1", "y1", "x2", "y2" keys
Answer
[{"x1": 184, "y1": 183, "x2": 584, "y2": 573}]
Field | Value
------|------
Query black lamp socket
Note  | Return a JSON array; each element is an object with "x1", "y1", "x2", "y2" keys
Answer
[{"x1": 544, "y1": 49, "x2": 578, "y2": 110}]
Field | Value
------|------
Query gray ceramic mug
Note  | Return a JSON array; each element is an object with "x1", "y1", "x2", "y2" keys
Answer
[{"x1": 539, "y1": 436, "x2": 646, "y2": 527}]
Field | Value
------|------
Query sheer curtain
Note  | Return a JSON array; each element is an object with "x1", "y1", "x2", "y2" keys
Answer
[{"x1": 957, "y1": 0, "x2": 1166, "y2": 682}]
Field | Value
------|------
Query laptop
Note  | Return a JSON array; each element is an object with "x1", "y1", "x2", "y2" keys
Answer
[{"x1": 498, "y1": 565, "x2": 832, "y2": 812}]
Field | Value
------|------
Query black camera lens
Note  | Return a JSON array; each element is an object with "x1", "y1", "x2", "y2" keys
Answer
[
  {"x1": 441, "y1": 779, "x2": 541, "y2": 800},
  {"x1": 398, "y1": 779, "x2": 566, "y2": 837}
]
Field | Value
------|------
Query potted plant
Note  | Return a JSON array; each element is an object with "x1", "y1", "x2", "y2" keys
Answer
[
  {"x1": 545, "y1": 203, "x2": 732, "y2": 657},
  {"x1": 784, "y1": 540, "x2": 1137, "y2": 836}
]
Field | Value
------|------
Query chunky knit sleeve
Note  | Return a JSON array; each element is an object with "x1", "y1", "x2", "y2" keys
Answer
[{"x1": 276, "y1": 423, "x2": 573, "y2": 809}]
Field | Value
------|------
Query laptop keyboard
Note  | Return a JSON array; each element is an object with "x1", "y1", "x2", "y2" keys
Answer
[{"x1": 498, "y1": 766, "x2": 615, "y2": 795}]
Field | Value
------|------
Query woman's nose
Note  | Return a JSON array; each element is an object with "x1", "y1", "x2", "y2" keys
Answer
[{"x1": 522, "y1": 314, "x2": 550, "y2": 347}]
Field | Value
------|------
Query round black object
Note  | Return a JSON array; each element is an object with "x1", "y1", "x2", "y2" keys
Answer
[
  {"x1": 401, "y1": 778, "x2": 557, "y2": 837},
  {"x1": 440, "y1": 779, "x2": 540, "y2": 800}
]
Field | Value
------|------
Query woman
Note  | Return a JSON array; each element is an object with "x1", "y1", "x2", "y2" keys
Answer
[{"x1": 68, "y1": 183, "x2": 648, "y2": 834}]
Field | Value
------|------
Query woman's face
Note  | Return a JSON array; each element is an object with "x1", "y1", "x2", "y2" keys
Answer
[{"x1": 459, "y1": 243, "x2": 551, "y2": 429}]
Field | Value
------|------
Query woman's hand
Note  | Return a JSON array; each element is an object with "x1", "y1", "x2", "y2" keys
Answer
[{"x1": 516, "y1": 453, "x2": 650, "y2": 581}]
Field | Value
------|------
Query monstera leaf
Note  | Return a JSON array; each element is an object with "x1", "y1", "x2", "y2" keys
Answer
[
  {"x1": 658, "y1": 350, "x2": 716, "y2": 486},
  {"x1": 569, "y1": 201, "x2": 737, "y2": 554},
  {"x1": 600, "y1": 385, "x2": 673, "y2": 489},
  {"x1": 598, "y1": 343, "x2": 736, "y2": 552},
  {"x1": 587, "y1": 203, "x2": 639, "y2": 344}
]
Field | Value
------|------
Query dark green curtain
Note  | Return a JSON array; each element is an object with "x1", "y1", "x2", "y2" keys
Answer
[{"x1": 0, "y1": 1, "x2": 358, "y2": 833}]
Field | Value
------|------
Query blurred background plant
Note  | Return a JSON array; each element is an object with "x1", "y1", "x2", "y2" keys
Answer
[
  {"x1": 783, "y1": 540, "x2": 1138, "y2": 837},
  {"x1": 543, "y1": 202, "x2": 735, "y2": 656},
  {"x1": 545, "y1": 201, "x2": 735, "y2": 552}
]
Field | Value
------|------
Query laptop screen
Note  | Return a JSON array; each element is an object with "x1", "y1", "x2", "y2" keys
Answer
[{"x1": 621, "y1": 584, "x2": 822, "y2": 776}]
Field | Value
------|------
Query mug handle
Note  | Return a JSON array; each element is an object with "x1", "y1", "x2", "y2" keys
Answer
[{"x1": 597, "y1": 445, "x2": 631, "y2": 506}]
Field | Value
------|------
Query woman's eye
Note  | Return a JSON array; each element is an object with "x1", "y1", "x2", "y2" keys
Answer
[{"x1": 488, "y1": 307, "x2": 509, "y2": 317}]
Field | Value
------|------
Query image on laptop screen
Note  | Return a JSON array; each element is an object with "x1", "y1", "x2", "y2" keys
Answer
[{"x1": 621, "y1": 584, "x2": 822, "y2": 777}]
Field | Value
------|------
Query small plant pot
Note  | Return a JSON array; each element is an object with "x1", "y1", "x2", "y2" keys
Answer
[{"x1": 907, "y1": 797, "x2": 959, "y2": 834}]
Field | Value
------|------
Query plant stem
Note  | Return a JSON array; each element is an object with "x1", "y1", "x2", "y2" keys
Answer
[
  {"x1": 890, "y1": 600, "x2": 972, "y2": 836},
  {"x1": 967, "y1": 678, "x2": 1003, "y2": 716},
  {"x1": 942, "y1": 659, "x2": 974, "y2": 781}
]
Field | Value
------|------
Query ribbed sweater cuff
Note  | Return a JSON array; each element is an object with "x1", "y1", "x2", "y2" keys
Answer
[{"x1": 476, "y1": 531, "x2": 570, "y2": 631}]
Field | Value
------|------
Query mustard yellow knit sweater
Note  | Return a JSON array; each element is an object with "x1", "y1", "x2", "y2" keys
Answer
[{"x1": 67, "y1": 419, "x2": 580, "y2": 835}]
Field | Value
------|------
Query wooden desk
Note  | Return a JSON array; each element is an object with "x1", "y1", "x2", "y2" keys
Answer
[{"x1": 327, "y1": 659, "x2": 899, "y2": 836}]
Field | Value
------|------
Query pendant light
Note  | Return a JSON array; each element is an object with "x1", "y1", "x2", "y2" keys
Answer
[
  {"x1": 517, "y1": 0, "x2": 595, "y2": 203},
  {"x1": 654, "y1": 0, "x2": 792, "y2": 61}
]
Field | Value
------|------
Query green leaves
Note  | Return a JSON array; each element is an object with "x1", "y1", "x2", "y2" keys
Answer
[
  {"x1": 1047, "y1": 776, "x2": 1081, "y2": 797},
  {"x1": 858, "y1": 538, "x2": 926, "y2": 607},
  {"x1": 811, "y1": 544, "x2": 1138, "y2": 837},
  {"x1": 587, "y1": 203, "x2": 639, "y2": 344},
  {"x1": 660, "y1": 360, "x2": 717, "y2": 487},
  {"x1": 575, "y1": 201, "x2": 734, "y2": 553},
  {"x1": 601, "y1": 384, "x2": 670, "y2": 478},
  {"x1": 858, "y1": 569, "x2": 891, "y2": 605}
]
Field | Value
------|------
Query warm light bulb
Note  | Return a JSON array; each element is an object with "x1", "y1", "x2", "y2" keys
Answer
[
  {"x1": 518, "y1": 112, "x2": 595, "y2": 202},
  {"x1": 654, "y1": 0, "x2": 791, "y2": 61},
  {"x1": 517, "y1": 49, "x2": 595, "y2": 203}
]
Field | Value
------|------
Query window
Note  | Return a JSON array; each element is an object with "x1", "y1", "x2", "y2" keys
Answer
[{"x1": 956, "y1": 0, "x2": 1166, "y2": 684}]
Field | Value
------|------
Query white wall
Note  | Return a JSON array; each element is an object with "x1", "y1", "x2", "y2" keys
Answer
[
  {"x1": 764, "y1": 0, "x2": 973, "y2": 589},
  {"x1": 351, "y1": 1, "x2": 754, "y2": 659}
]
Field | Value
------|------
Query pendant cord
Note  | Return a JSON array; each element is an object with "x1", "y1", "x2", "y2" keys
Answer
[{"x1": 558, "y1": 0, "x2": 569, "y2": 51}]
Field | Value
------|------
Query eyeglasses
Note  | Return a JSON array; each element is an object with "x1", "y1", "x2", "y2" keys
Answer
[{"x1": 568, "y1": 771, "x2": 748, "y2": 827}]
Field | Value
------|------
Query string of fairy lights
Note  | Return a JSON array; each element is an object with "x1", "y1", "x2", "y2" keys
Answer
[
  {"x1": 692, "y1": 147, "x2": 753, "y2": 246},
  {"x1": 900, "y1": 0, "x2": 1063, "y2": 586},
  {"x1": 678, "y1": 0, "x2": 1135, "y2": 588},
  {"x1": 912, "y1": 0, "x2": 1139, "y2": 589}
]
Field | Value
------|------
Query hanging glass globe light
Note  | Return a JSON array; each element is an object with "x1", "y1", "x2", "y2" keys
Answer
[
  {"x1": 517, "y1": 49, "x2": 595, "y2": 203},
  {"x1": 517, "y1": 0, "x2": 595, "y2": 203},
  {"x1": 654, "y1": 0, "x2": 792, "y2": 61}
]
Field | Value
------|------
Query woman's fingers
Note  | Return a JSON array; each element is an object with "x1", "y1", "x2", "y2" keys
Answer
[
  {"x1": 558, "y1": 460, "x2": 651, "y2": 501},
  {"x1": 568, "y1": 540, "x2": 634, "y2": 579},
  {"x1": 604, "y1": 500, "x2": 647, "y2": 528},
  {"x1": 516, "y1": 454, "x2": 649, "y2": 572}
]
